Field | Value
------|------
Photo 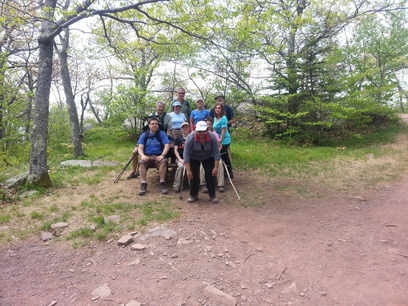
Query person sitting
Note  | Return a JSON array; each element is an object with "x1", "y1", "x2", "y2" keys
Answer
[
  {"x1": 127, "y1": 101, "x2": 172, "y2": 180},
  {"x1": 169, "y1": 101, "x2": 187, "y2": 140},
  {"x1": 172, "y1": 121, "x2": 191, "y2": 193},
  {"x1": 199, "y1": 117, "x2": 225, "y2": 193},
  {"x1": 183, "y1": 121, "x2": 221, "y2": 204},
  {"x1": 189, "y1": 98, "x2": 209, "y2": 130},
  {"x1": 136, "y1": 117, "x2": 170, "y2": 195}
]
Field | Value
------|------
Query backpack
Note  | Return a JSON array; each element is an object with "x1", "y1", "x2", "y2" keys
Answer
[
  {"x1": 142, "y1": 129, "x2": 164, "y2": 153},
  {"x1": 141, "y1": 114, "x2": 166, "y2": 133}
]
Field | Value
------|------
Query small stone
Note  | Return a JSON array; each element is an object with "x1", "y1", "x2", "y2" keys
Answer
[
  {"x1": 90, "y1": 283, "x2": 111, "y2": 298},
  {"x1": 130, "y1": 244, "x2": 147, "y2": 251},
  {"x1": 203, "y1": 286, "x2": 237, "y2": 306},
  {"x1": 41, "y1": 232, "x2": 55, "y2": 242},
  {"x1": 117, "y1": 234, "x2": 134, "y2": 246},
  {"x1": 128, "y1": 258, "x2": 141, "y2": 265},
  {"x1": 125, "y1": 300, "x2": 142, "y2": 306},
  {"x1": 265, "y1": 283, "x2": 274, "y2": 289},
  {"x1": 177, "y1": 238, "x2": 190, "y2": 245},
  {"x1": 51, "y1": 222, "x2": 68, "y2": 230}
]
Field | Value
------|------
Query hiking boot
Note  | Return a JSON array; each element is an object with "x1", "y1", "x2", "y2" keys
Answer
[
  {"x1": 201, "y1": 185, "x2": 208, "y2": 193},
  {"x1": 187, "y1": 196, "x2": 198, "y2": 203},
  {"x1": 211, "y1": 197, "x2": 219, "y2": 204},
  {"x1": 127, "y1": 171, "x2": 139, "y2": 179},
  {"x1": 173, "y1": 187, "x2": 180, "y2": 193},
  {"x1": 138, "y1": 182, "x2": 147, "y2": 195},
  {"x1": 219, "y1": 186, "x2": 225, "y2": 193},
  {"x1": 160, "y1": 182, "x2": 168, "y2": 194}
]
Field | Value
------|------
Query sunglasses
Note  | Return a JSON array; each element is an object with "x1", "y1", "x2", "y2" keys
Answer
[{"x1": 178, "y1": 92, "x2": 185, "y2": 95}]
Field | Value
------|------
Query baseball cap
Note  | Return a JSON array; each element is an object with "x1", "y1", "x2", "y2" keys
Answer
[
  {"x1": 181, "y1": 121, "x2": 189, "y2": 127},
  {"x1": 195, "y1": 121, "x2": 208, "y2": 131},
  {"x1": 173, "y1": 101, "x2": 181, "y2": 107}
]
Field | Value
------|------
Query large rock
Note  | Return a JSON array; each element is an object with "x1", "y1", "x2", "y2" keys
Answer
[
  {"x1": 6, "y1": 172, "x2": 29, "y2": 188},
  {"x1": 60, "y1": 160, "x2": 120, "y2": 167}
]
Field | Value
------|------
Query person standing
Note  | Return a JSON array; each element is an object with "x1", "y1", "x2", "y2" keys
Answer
[
  {"x1": 169, "y1": 87, "x2": 192, "y2": 119},
  {"x1": 209, "y1": 93, "x2": 236, "y2": 130},
  {"x1": 213, "y1": 103, "x2": 234, "y2": 179},
  {"x1": 199, "y1": 117, "x2": 225, "y2": 193},
  {"x1": 127, "y1": 101, "x2": 172, "y2": 180},
  {"x1": 190, "y1": 98, "x2": 209, "y2": 130},
  {"x1": 169, "y1": 101, "x2": 187, "y2": 139},
  {"x1": 183, "y1": 121, "x2": 220, "y2": 204},
  {"x1": 172, "y1": 121, "x2": 191, "y2": 192},
  {"x1": 136, "y1": 117, "x2": 170, "y2": 195}
]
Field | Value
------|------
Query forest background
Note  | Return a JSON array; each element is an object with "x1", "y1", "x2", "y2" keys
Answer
[{"x1": 1, "y1": 0, "x2": 408, "y2": 188}]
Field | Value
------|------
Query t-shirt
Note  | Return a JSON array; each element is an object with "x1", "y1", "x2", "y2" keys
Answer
[
  {"x1": 170, "y1": 100, "x2": 191, "y2": 118},
  {"x1": 190, "y1": 109, "x2": 210, "y2": 126},
  {"x1": 169, "y1": 112, "x2": 187, "y2": 130},
  {"x1": 137, "y1": 130, "x2": 170, "y2": 155},
  {"x1": 213, "y1": 116, "x2": 231, "y2": 145},
  {"x1": 209, "y1": 104, "x2": 235, "y2": 127},
  {"x1": 174, "y1": 135, "x2": 187, "y2": 157}
]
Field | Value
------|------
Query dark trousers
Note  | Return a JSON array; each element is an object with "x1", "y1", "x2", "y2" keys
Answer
[
  {"x1": 190, "y1": 157, "x2": 216, "y2": 198},
  {"x1": 221, "y1": 144, "x2": 233, "y2": 176}
]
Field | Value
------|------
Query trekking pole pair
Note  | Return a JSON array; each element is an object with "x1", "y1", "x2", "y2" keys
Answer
[{"x1": 113, "y1": 153, "x2": 136, "y2": 183}]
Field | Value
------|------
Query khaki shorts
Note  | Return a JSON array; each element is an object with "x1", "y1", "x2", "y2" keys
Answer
[{"x1": 139, "y1": 155, "x2": 168, "y2": 169}]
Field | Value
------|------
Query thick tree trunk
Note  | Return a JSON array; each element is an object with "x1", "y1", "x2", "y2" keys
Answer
[
  {"x1": 27, "y1": 0, "x2": 57, "y2": 187},
  {"x1": 58, "y1": 29, "x2": 84, "y2": 157}
]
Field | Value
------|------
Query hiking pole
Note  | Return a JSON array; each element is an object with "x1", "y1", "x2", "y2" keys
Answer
[
  {"x1": 114, "y1": 153, "x2": 136, "y2": 183},
  {"x1": 220, "y1": 159, "x2": 240, "y2": 200},
  {"x1": 179, "y1": 165, "x2": 186, "y2": 200}
]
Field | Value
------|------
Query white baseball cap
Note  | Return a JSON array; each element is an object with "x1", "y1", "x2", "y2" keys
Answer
[{"x1": 195, "y1": 121, "x2": 208, "y2": 131}]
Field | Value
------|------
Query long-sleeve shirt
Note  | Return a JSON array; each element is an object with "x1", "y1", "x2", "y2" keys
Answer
[{"x1": 183, "y1": 131, "x2": 220, "y2": 163}]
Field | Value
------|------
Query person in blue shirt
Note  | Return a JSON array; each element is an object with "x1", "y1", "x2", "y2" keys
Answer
[
  {"x1": 127, "y1": 101, "x2": 172, "y2": 180},
  {"x1": 213, "y1": 102, "x2": 234, "y2": 179},
  {"x1": 137, "y1": 117, "x2": 170, "y2": 195},
  {"x1": 190, "y1": 98, "x2": 210, "y2": 130},
  {"x1": 169, "y1": 101, "x2": 187, "y2": 139}
]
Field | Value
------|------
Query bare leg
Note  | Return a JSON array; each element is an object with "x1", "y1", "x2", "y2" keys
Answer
[
  {"x1": 159, "y1": 162, "x2": 167, "y2": 182},
  {"x1": 139, "y1": 162, "x2": 147, "y2": 182}
]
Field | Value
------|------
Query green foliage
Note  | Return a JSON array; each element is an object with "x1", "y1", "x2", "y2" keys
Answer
[{"x1": 254, "y1": 93, "x2": 399, "y2": 143}]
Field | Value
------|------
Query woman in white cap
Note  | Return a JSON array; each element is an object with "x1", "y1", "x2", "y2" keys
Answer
[
  {"x1": 169, "y1": 101, "x2": 187, "y2": 139},
  {"x1": 183, "y1": 121, "x2": 221, "y2": 204}
]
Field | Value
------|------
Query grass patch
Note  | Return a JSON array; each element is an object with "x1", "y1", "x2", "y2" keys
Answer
[{"x1": 0, "y1": 214, "x2": 11, "y2": 224}]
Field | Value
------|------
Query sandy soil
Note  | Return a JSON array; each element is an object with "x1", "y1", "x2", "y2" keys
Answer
[{"x1": 1, "y1": 120, "x2": 408, "y2": 306}]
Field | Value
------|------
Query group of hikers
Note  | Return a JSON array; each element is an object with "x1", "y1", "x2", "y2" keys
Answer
[{"x1": 126, "y1": 88, "x2": 236, "y2": 204}]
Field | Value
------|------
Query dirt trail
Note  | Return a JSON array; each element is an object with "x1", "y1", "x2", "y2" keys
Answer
[{"x1": 1, "y1": 121, "x2": 408, "y2": 306}]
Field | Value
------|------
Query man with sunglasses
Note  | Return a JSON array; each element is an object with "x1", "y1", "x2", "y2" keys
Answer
[{"x1": 170, "y1": 87, "x2": 191, "y2": 119}]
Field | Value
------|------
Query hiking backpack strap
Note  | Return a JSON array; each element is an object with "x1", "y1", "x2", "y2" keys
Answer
[{"x1": 143, "y1": 130, "x2": 164, "y2": 153}]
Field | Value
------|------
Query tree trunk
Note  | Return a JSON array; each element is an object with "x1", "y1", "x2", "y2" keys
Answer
[
  {"x1": 27, "y1": 0, "x2": 57, "y2": 187},
  {"x1": 57, "y1": 28, "x2": 84, "y2": 157}
]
